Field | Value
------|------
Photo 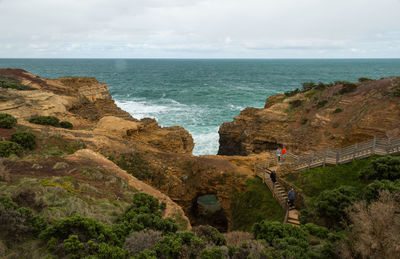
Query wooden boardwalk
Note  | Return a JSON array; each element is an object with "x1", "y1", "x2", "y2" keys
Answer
[
  {"x1": 253, "y1": 135, "x2": 400, "y2": 227},
  {"x1": 255, "y1": 165, "x2": 300, "y2": 227},
  {"x1": 289, "y1": 136, "x2": 400, "y2": 171}
]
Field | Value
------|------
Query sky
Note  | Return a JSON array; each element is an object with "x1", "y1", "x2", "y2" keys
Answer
[{"x1": 0, "y1": 0, "x2": 399, "y2": 58}]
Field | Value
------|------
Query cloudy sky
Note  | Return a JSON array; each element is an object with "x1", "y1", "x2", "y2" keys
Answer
[{"x1": 0, "y1": 0, "x2": 399, "y2": 58}]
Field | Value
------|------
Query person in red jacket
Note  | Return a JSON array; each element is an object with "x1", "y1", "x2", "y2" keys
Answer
[{"x1": 281, "y1": 147, "x2": 286, "y2": 162}]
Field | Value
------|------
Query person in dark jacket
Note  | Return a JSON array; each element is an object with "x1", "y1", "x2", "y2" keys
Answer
[
  {"x1": 288, "y1": 188, "x2": 295, "y2": 207},
  {"x1": 270, "y1": 170, "x2": 277, "y2": 187}
]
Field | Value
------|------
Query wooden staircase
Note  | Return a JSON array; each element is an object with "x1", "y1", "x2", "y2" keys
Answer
[{"x1": 255, "y1": 165, "x2": 300, "y2": 227}]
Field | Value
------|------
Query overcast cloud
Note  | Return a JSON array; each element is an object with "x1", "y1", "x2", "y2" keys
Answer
[{"x1": 0, "y1": 0, "x2": 399, "y2": 58}]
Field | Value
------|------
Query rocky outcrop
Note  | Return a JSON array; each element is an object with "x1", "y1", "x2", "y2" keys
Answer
[
  {"x1": 218, "y1": 78, "x2": 400, "y2": 155},
  {"x1": 0, "y1": 69, "x2": 194, "y2": 154}
]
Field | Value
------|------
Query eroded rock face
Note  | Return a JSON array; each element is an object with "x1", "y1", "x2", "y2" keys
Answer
[
  {"x1": 0, "y1": 69, "x2": 194, "y2": 154},
  {"x1": 218, "y1": 78, "x2": 400, "y2": 155}
]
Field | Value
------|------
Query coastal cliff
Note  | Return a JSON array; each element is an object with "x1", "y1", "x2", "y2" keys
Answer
[
  {"x1": 0, "y1": 69, "x2": 255, "y2": 233},
  {"x1": 218, "y1": 77, "x2": 400, "y2": 155}
]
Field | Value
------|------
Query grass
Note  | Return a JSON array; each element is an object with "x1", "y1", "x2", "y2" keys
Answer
[
  {"x1": 283, "y1": 156, "x2": 382, "y2": 197},
  {"x1": 0, "y1": 75, "x2": 34, "y2": 90},
  {"x1": 231, "y1": 178, "x2": 285, "y2": 231}
]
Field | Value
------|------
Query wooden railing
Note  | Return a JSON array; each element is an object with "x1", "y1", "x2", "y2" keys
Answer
[
  {"x1": 254, "y1": 163, "x2": 288, "y2": 210},
  {"x1": 289, "y1": 136, "x2": 400, "y2": 171}
]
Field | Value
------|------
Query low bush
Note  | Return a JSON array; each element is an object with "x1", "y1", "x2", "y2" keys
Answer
[
  {"x1": 12, "y1": 189, "x2": 47, "y2": 212},
  {"x1": 0, "y1": 113, "x2": 17, "y2": 129},
  {"x1": 39, "y1": 214, "x2": 119, "y2": 245},
  {"x1": 394, "y1": 87, "x2": 400, "y2": 97},
  {"x1": 338, "y1": 83, "x2": 358, "y2": 94},
  {"x1": 11, "y1": 131, "x2": 36, "y2": 150},
  {"x1": 302, "y1": 223, "x2": 329, "y2": 238},
  {"x1": 123, "y1": 230, "x2": 162, "y2": 256},
  {"x1": 0, "y1": 196, "x2": 47, "y2": 242},
  {"x1": 289, "y1": 99, "x2": 303, "y2": 108},
  {"x1": 0, "y1": 75, "x2": 34, "y2": 90},
  {"x1": 360, "y1": 156, "x2": 400, "y2": 181},
  {"x1": 301, "y1": 82, "x2": 315, "y2": 92},
  {"x1": 201, "y1": 246, "x2": 224, "y2": 259},
  {"x1": 60, "y1": 121, "x2": 73, "y2": 129},
  {"x1": 252, "y1": 220, "x2": 307, "y2": 243},
  {"x1": 300, "y1": 186, "x2": 358, "y2": 228},
  {"x1": 301, "y1": 118, "x2": 308, "y2": 125},
  {"x1": 154, "y1": 231, "x2": 205, "y2": 259},
  {"x1": 0, "y1": 141, "x2": 23, "y2": 157},
  {"x1": 284, "y1": 88, "x2": 300, "y2": 97},
  {"x1": 363, "y1": 179, "x2": 400, "y2": 201},
  {"x1": 316, "y1": 99, "x2": 328, "y2": 108},
  {"x1": 334, "y1": 108, "x2": 343, "y2": 113},
  {"x1": 29, "y1": 116, "x2": 60, "y2": 126},
  {"x1": 192, "y1": 225, "x2": 226, "y2": 246},
  {"x1": 358, "y1": 77, "x2": 374, "y2": 82},
  {"x1": 315, "y1": 82, "x2": 327, "y2": 90}
]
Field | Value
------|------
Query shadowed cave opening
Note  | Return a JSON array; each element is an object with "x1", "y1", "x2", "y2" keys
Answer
[{"x1": 190, "y1": 194, "x2": 228, "y2": 233}]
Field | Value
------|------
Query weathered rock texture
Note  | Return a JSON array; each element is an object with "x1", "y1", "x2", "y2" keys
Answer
[
  {"x1": 218, "y1": 78, "x2": 400, "y2": 155},
  {"x1": 0, "y1": 69, "x2": 256, "y2": 230}
]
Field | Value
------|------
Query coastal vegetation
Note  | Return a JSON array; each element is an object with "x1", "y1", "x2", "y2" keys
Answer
[{"x1": 29, "y1": 116, "x2": 74, "y2": 129}]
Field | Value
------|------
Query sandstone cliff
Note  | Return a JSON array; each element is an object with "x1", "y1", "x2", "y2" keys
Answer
[
  {"x1": 0, "y1": 69, "x2": 255, "y2": 231},
  {"x1": 218, "y1": 78, "x2": 400, "y2": 155}
]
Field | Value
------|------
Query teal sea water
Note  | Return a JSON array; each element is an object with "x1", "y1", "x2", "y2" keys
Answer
[{"x1": 1, "y1": 59, "x2": 400, "y2": 155}]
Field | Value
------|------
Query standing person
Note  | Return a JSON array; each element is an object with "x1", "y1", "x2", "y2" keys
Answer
[
  {"x1": 281, "y1": 147, "x2": 287, "y2": 162},
  {"x1": 276, "y1": 147, "x2": 282, "y2": 162},
  {"x1": 269, "y1": 170, "x2": 277, "y2": 188},
  {"x1": 288, "y1": 188, "x2": 295, "y2": 207}
]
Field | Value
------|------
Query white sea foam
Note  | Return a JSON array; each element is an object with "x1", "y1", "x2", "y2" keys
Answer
[{"x1": 115, "y1": 98, "x2": 220, "y2": 156}]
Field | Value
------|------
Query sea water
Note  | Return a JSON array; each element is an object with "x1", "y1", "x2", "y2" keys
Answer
[{"x1": 1, "y1": 59, "x2": 400, "y2": 155}]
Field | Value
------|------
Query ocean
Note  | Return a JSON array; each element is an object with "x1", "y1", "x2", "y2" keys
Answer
[{"x1": 1, "y1": 59, "x2": 400, "y2": 155}]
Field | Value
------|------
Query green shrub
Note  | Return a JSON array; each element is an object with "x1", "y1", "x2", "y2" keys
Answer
[
  {"x1": 301, "y1": 82, "x2": 315, "y2": 92},
  {"x1": 132, "y1": 249, "x2": 157, "y2": 259},
  {"x1": 316, "y1": 99, "x2": 328, "y2": 108},
  {"x1": 394, "y1": 87, "x2": 400, "y2": 97},
  {"x1": 360, "y1": 156, "x2": 400, "y2": 181},
  {"x1": 358, "y1": 77, "x2": 374, "y2": 82},
  {"x1": 0, "y1": 113, "x2": 17, "y2": 129},
  {"x1": 97, "y1": 243, "x2": 129, "y2": 259},
  {"x1": 0, "y1": 141, "x2": 23, "y2": 157},
  {"x1": 29, "y1": 116, "x2": 59, "y2": 126},
  {"x1": 252, "y1": 221, "x2": 307, "y2": 243},
  {"x1": 363, "y1": 179, "x2": 400, "y2": 201},
  {"x1": 338, "y1": 83, "x2": 358, "y2": 94},
  {"x1": 301, "y1": 118, "x2": 308, "y2": 125},
  {"x1": 39, "y1": 214, "x2": 119, "y2": 245},
  {"x1": 0, "y1": 75, "x2": 34, "y2": 90},
  {"x1": 60, "y1": 121, "x2": 73, "y2": 129},
  {"x1": 0, "y1": 196, "x2": 47, "y2": 242},
  {"x1": 332, "y1": 122, "x2": 339, "y2": 128},
  {"x1": 11, "y1": 131, "x2": 36, "y2": 150},
  {"x1": 154, "y1": 231, "x2": 205, "y2": 259},
  {"x1": 333, "y1": 108, "x2": 343, "y2": 113},
  {"x1": 289, "y1": 99, "x2": 303, "y2": 108},
  {"x1": 201, "y1": 246, "x2": 224, "y2": 259},
  {"x1": 302, "y1": 223, "x2": 329, "y2": 238},
  {"x1": 192, "y1": 225, "x2": 226, "y2": 246},
  {"x1": 315, "y1": 82, "x2": 327, "y2": 90},
  {"x1": 284, "y1": 88, "x2": 300, "y2": 97},
  {"x1": 63, "y1": 235, "x2": 84, "y2": 256},
  {"x1": 300, "y1": 186, "x2": 357, "y2": 228}
]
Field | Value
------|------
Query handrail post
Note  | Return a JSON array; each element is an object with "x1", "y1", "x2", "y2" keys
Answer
[{"x1": 353, "y1": 143, "x2": 358, "y2": 160}]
